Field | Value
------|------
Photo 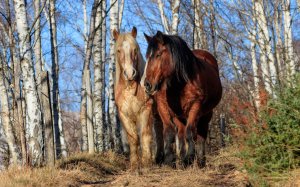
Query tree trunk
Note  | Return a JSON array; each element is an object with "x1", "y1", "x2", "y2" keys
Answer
[
  {"x1": 101, "y1": 0, "x2": 109, "y2": 151},
  {"x1": 80, "y1": 0, "x2": 100, "y2": 153},
  {"x1": 209, "y1": 0, "x2": 217, "y2": 57},
  {"x1": 171, "y1": 0, "x2": 180, "y2": 34},
  {"x1": 118, "y1": 0, "x2": 125, "y2": 28},
  {"x1": 34, "y1": 0, "x2": 43, "y2": 83},
  {"x1": 274, "y1": 2, "x2": 284, "y2": 81},
  {"x1": 249, "y1": 4, "x2": 260, "y2": 110},
  {"x1": 0, "y1": 62, "x2": 20, "y2": 166},
  {"x1": 283, "y1": 0, "x2": 296, "y2": 82},
  {"x1": 6, "y1": 0, "x2": 27, "y2": 165},
  {"x1": 93, "y1": 1, "x2": 104, "y2": 152},
  {"x1": 109, "y1": 0, "x2": 122, "y2": 152},
  {"x1": 14, "y1": 0, "x2": 43, "y2": 166},
  {"x1": 254, "y1": 0, "x2": 277, "y2": 95},
  {"x1": 49, "y1": 0, "x2": 67, "y2": 158},
  {"x1": 193, "y1": 0, "x2": 207, "y2": 49},
  {"x1": 40, "y1": 71, "x2": 55, "y2": 166},
  {"x1": 81, "y1": 0, "x2": 89, "y2": 152},
  {"x1": 157, "y1": 0, "x2": 170, "y2": 33}
]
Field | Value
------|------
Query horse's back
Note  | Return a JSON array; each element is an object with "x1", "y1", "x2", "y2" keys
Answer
[{"x1": 192, "y1": 49, "x2": 219, "y2": 72}]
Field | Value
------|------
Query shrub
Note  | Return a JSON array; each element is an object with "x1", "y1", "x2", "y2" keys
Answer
[{"x1": 242, "y1": 75, "x2": 300, "y2": 183}]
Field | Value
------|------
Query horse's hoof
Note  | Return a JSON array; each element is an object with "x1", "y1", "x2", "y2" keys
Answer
[
  {"x1": 164, "y1": 153, "x2": 176, "y2": 168},
  {"x1": 155, "y1": 152, "x2": 164, "y2": 165},
  {"x1": 196, "y1": 156, "x2": 206, "y2": 168}
]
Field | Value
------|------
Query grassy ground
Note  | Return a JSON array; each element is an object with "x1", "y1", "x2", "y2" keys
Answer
[{"x1": 0, "y1": 147, "x2": 298, "y2": 187}]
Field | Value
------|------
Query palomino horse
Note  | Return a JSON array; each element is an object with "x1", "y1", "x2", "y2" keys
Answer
[
  {"x1": 142, "y1": 31, "x2": 222, "y2": 167},
  {"x1": 113, "y1": 27, "x2": 163, "y2": 171}
]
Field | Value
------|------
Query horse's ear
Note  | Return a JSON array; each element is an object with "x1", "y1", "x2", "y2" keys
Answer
[
  {"x1": 156, "y1": 31, "x2": 165, "y2": 44},
  {"x1": 144, "y1": 33, "x2": 152, "y2": 43},
  {"x1": 131, "y1": 26, "x2": 137, "y2": 38},
  {"x1": 113, "y1": 29, "x2": 119, "y2": 40}
]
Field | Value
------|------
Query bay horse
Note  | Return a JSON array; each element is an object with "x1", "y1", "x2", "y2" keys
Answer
[
  {"x1": 113, "y1": 27, "x2": 164, "y2": 171},
  {"x1": 142, "y1": 31, "x2": 222, "y2": 167}
]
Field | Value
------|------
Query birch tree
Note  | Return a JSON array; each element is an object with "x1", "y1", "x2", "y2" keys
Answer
[
  {"x1": 81, "y1": 0, "x2": 88, "y2": 152},
  {"x1": 157, "y1": 0, "x2": 180, "y2": 34},
  {"x1": 283, "y1": 0, "x2": 296, "y2": 81},
  {"x1": 0, "y1": 61, "x2": 20, "y2": 165},
  {"x1": 250, "y1": 2, "x2": 260, "y2": 110},
  {"x1": 49, "y1": 0, "x2": 68, "y2": 158},
  {"x1": 193, "y1": 0, "x2": 207, "y2": 49},
  {"x1": 254, "y1": 0, "x2": 277, "y2": 95},
  {"x1": 101, "y1": 0, "x2": 110, "y2": 151},
  {"x1": 171, "y1": 0, "x2": 180, "y2": 34},
  {"x1": 13, "y1": 0, "x2": 43, "y2": 166},
  {"x1": 93, "y1": 0, "x2": 104, "y2": 152},
  {"x1": 109, "y1": 0, "x2": 122, "y2": 152},
  {"x1": 5, "y1": 0, "x2": 26, "y2": 165},
  {"x1": 80, "y1": 0, "x2": 103, "y2": 154}
]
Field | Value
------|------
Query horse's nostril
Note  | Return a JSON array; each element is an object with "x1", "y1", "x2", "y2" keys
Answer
[
  {"x1": 144, "y1": 80, "x2": 152, "y2": 91},
  {"x1": 132, "y1": 69, "x2": 137, "y2": 78},
  {"x1": 123, "y1": 71, "x2": 128, "y2": 79}
]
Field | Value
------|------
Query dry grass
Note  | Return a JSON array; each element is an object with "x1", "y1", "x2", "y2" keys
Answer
[
  {"x1": 0, "y1": 151, "x2": 127, "y2": 187},
  {"x1": 104, "y1": 146, "x2": 250, "y2": 187},
  {"x1": 0, "y1": 146, "x2": 298, "y2": 187}
]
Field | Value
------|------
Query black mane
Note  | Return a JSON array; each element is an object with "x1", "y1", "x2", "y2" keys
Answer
[{"x1": 146, "y1": 32, "x2": 197, "y2": 82}]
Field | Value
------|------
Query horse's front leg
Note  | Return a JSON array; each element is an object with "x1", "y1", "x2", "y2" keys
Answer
[
  {"x1": 156, "y1": 91, "x2": 185, "y2": 167},
  {"x1": 138, "y1": 104, "x2": 153, "y2": 168},
  {"x1": 185, "y1": 102, "x2": 203, "y2": 166},
  {"x1": 119, "y1": 112, "x2": 140, "y2": 172},
  {"x1": 153, "y1": 107, "x2": 164, "y2": 165}
]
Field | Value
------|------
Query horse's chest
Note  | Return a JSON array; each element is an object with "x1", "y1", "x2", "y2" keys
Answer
[{"x1": 117, "y1": 90, "x2": 144, "y2": 118}]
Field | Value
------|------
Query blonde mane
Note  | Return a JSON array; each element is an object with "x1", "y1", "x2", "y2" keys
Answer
[{"x1": 114, "y1": 33, "x2": 145, "y2": 89}]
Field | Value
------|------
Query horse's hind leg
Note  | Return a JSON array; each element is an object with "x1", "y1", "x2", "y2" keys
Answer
[
  {"x1": 195, "y1": 111, "x2": 212, "y2": 167},
  {"x1": 119, "y1": 112, "x2": 140, "y2": 172},
  {"x1": 139, "y1": 107, "x2": 153, "y2": 168}
]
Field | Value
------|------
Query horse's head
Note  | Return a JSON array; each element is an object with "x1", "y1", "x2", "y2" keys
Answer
[
  {"x1": 142, "y1": 31, "x2": 174, "y2": 95},
  {"x1": 113, "y1": 27, "x2": 140, "y2": 81}
]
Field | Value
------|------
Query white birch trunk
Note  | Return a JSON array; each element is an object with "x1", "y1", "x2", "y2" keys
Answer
[
  {"x1": 49, "y1": 0, "x2": 67, "y2": 158},
  {"x1": 83, "y1": 0, "x2": 88, "y2": 52},
  {"x1": 101, "y1": 0, "x2": 109, "y2": 151},
  {"x1": 254, "y1": 0, "x2": 275, "y2": 95},
  {"x1": 93, "y1": 1, "x2": 104, "y2": 152},
  {"x1": 274, "y1": 2, "x2": 284, "y2": 79},
  {"x1": 109, "y1": 0, "x2": 122, "y2": 152},
  {"x1": 249, "y1": 5, "x2": 260, "y2": 110},
  {"x1": 193, "y1": 0, "x2": 207, "y2": 49},
  {"x1": 34, "y1": 0, "x2": 43, "y2": 81},
  {"x1": 5, "y1": 0, "x2": 27, "y2": 165},
  {"x1": 283, "y1": 0, "x2": 296, "y2": 80},
  {"x1": 171, "y1": 0, "x2": 180, "y2": 34},
  {"x1": 118, "y1": 0, "x2": 125, "y2": 28},
  {"x1": 80, "y1": 0, "x2": 100, "y2": 153},
  {"x1": 86, "y1": 68, "x2": 94, "y2": 154},
  {"x1": 157, "y1": 0, "x2": 170, "y2": 33},
  {"x1": 0, "y1": 63, "x2": 20, "y2": 166},
  {"x1": 14, "y1": 0, "x2": 43, "y2": 166},
  {"x1": 81, "y1": 0, "x2": 88, "y2": 152}
]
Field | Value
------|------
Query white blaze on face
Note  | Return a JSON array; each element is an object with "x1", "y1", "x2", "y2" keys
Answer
[{"x1": 122, "y1": 40, "x2": 135, "y2": 80}]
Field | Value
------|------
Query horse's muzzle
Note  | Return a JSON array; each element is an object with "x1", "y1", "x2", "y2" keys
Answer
[{"x1": 144, "y1": 80, "x2": 159, "y2": 95}]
